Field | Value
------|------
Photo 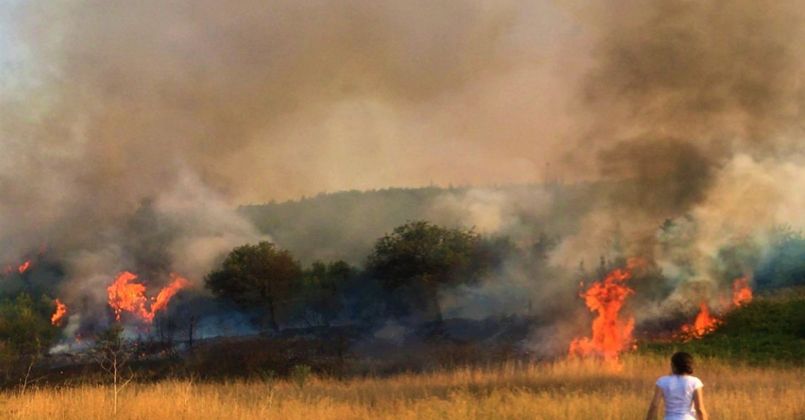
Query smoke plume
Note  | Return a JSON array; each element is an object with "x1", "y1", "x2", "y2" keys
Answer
[{"x1": 0, "y1": 0, "x2": 803, "y2": 338}]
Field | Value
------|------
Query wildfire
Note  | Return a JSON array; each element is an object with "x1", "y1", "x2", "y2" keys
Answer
[
  {"x1": 680, "y1": 276, "x2": 753, "y2": 340},
  {"x1": 107, "y1": 271, "x2": 189, "y2": 323},
  {"x1": 680, "y1": 302, "x2": 720, "y2": 338},
  {"x1": 146, "y1": 273, "x2": 190, "y2": 322},
  {"x1": 732, "y1": 276, "x2": 753, "y2": 307},
  {"x1": 568, "y1": 263, "x2": 637, "y2": 365},
  {"x1": 108, "y1": 271, "x2": 149, "y2": 321},
  {"x1": 51, "y1": 299, "x2": 68, "y2": 326},
  {"x1": 18, "y1": 260, "x2": 31, "y2": 273}
]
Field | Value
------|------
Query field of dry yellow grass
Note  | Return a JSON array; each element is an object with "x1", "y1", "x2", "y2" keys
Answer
[{"x1": 1, "y1": 355, "x2": 802, "y2": 419}]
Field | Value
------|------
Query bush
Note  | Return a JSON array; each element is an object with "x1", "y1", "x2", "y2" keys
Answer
[{"x1": 290, "y1": 364, "x2": 312, "y2": 389}]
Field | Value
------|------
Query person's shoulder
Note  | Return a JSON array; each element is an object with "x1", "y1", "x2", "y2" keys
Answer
[
  {"x1": 656, "y1": 375, "x2": 671, "y2": 387},
  {"x1": 687, "y1": 375, "x2": 704, "y2": 388}
]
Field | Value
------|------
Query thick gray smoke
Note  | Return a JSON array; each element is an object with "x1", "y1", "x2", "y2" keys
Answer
[
  {"x1": 555, "y1": 0, "x2": 805, "y2": 300},
  {"x1": 0, "y1": 0, "x2": 803, "y2": 339},
  {"x1": 423, "y1": 0, "x2": 805, "y2": 331}
]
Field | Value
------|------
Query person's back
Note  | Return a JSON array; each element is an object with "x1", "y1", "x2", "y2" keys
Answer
[
  {"x1": 656, "y1": 374, "x2": 703, "y2": 420},
  {"x1": 646, "y1": 352, "x2": 708, "y2": 420}
]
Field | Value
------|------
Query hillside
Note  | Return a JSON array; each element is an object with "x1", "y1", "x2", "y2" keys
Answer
[
  {"x1": 239, "y1": 183, "x2": 598, "y2": 265},
  {"x1": 643, "y1": 288, "x2": 805, "y2": 364}
]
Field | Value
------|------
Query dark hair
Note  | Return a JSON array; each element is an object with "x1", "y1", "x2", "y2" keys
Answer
[{"x1": 671, "y1": 352, "x2": 694, "y2": 375}]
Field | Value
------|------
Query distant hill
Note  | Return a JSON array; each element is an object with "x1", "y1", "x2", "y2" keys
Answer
[{"x1": 239, "y1": 183, "x2": 597, "y2": 265}]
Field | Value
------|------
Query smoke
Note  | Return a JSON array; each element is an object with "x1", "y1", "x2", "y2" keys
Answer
[
  {"x1": 0, "y1": 0, "x2": 803, "y2": 344},
  {"x1": 554, "y1": 0, "x2": 805, "y2": 276},
  {"x1": 425, "y1": 0, "x2": 805, "y2": 331},
  {"x1": 0, "y1": 0, "x2": 578, "y2": 298}
]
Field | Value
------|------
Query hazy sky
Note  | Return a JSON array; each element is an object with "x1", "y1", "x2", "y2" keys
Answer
[
  {"x1": 0, "y1": 0, "x2": 594, "y2": 203},
  {"x1": 0, "y1": 0, "x2": 802, "y2": 325},
  {"x1": 0, "y1": 0, "x2": 802, "y2": 261}
]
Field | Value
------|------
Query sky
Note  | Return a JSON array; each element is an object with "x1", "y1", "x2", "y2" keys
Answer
[
  {"x1": 0, "y1": 0, "x2": 593, "y2": 203},
  {"x1": 0, "y1": 0, "x2": 802, "y2": 265}
]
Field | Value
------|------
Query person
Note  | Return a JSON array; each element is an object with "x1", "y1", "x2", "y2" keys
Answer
[{"x1": 645, "y1": 352, "x2": 709, "y2": 420}]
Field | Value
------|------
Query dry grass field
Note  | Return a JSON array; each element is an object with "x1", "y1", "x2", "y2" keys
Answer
[{"x1": 1, "y1": 355, "x2": 802, "y2": 420}]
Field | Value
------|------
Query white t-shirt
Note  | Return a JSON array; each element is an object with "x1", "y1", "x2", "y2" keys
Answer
[{"x1": 656, "y1": 374, "x2": 704, "y2": 420}]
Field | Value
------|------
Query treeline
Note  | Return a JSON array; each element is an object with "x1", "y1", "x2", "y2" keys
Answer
[
  {"x1": 204, "y1": 221, "x2": 533, "y2": 331},
  {"x1": 1, "y1": 216, "x2": 804, "y2": 385}
]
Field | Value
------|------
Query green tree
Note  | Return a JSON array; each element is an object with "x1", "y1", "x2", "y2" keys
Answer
[
  {"x1": 0, "y1": 293, "x2": 57, "y2": 386},
  {"x1": 296, "y1": 260, "x2": 353, "y2": 327},
  {"x1": 366, "y1": 221, "x2": 488, "y2": 323},
  {"x1": 205, "y1": 242, "x2": 302, "y2": 332}
]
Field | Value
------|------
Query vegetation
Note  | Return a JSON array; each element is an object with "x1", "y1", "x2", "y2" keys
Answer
[
  {"x1": 1, "y1": 187, "x2": 804, "y2": 417},
  {"x1": 205, "y1": 242, "x2": 303, "y2": 331},
  {"x1": 1, "y1": 355, "x2": 801, "y2": 419},
  {"x1": 643, "y1": 290, "x2": 805, "y2": 364},
  {"x1": 295, "y1": 261, "x2": 353, "y2": 327},
  {"x1": 92, "y1": 324, "x2": 134, "y2": 415},
  {"x1": 202, "y1": 221, "x2": 509, "y2": 331},
  {"x1": 366, "y1": 221, "x2": 490, "y2": 322},
  {"x1": 0, "y1": 294, "x2": 58, "y2": 386}
]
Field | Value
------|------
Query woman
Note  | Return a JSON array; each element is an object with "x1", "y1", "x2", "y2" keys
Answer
[{"x1": 646, "y1": 352, "x2": 709, "y2": 420}]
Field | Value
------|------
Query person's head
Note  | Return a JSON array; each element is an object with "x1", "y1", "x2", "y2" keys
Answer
[{"x1": 670, "y1": 352, "x2": 694, "y2": 375}]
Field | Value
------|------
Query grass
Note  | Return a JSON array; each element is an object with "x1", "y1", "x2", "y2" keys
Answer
[
  {"x1": 1, "y1": 355, "x2": 802, "y2": 419},
  {"x1": 642, "y1": 288, "x2": 805, "y2": 364}
]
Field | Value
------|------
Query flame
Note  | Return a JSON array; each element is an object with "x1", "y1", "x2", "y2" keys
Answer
[
  {"x1": 569, "y1": 263, "x2": 636, "y2": 365},
  {"x1": 148, "y1": 273, "x2": 190, "y2": 319},
  {"x1": 51, "y1": 299, "x2": 68, "y2": 326},
  {"x1": 106, "y1": 271, "x2": 190, "y2": 323},
  {"x1": 18, "y1": 260, "x2": 31, "y2": 273},
  {"x1": 107, "y1": 271, "x2": 149, "y2": 321},
  {"x1": 732, "y1": 276, "x2": 753, "y2": 307},
  {"x1": 680, "y1": 275, "x2": 752, "y2": 339},
  {"x1": 681, "y1": 301, "x2": 720, "y2": 338}
]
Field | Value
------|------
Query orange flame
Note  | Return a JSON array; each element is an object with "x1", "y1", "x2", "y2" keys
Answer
[
  {"x1": 680, "y1": 275, "x2": 752, "y2": 339},
  {"x1": 106, "y1": 271, "x2": 190, "y2": 323},
  {"x1": 732, "y1": 276, "x2": 753, "y2": 307},
  {"x1": 51, "y1": 299, "x2": 68, "y2": 326},
  {"x1": 150, "y1": 273, "x2": 189, "y2": 313},
  {"x1": 18, "y1": 260, "x2": 31, "y2": 274},
  {"x1": 681, "y1": 301, "x2": 720, "y2": 338},
  {"x1": 107, "y1": 271, "x2": 149, "y2": 321},
  {"x1": 569, "y1": 264, "x2": 636, "y2": 364}
]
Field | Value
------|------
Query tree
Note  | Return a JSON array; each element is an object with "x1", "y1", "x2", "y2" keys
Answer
[
  {"x1": 0, "y1": 293, "x2": 57, "y2": 387},
  {"x1": 93, "y1": 324, "x2": 134, "y2": 416},
  {"x1": 295, "y1": 260, "x2": 353, "y2": 327},
  {"x1": 205, "y1": 242, "x2": 302, "y2": 332},
  {"x1": 366, "y1": 221, "x2": 488, "y2": 323}
]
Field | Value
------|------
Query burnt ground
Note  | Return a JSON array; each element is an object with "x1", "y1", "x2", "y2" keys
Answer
[{"x1": 23, "y1": 316, "x2": 540, "y2": 387}]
